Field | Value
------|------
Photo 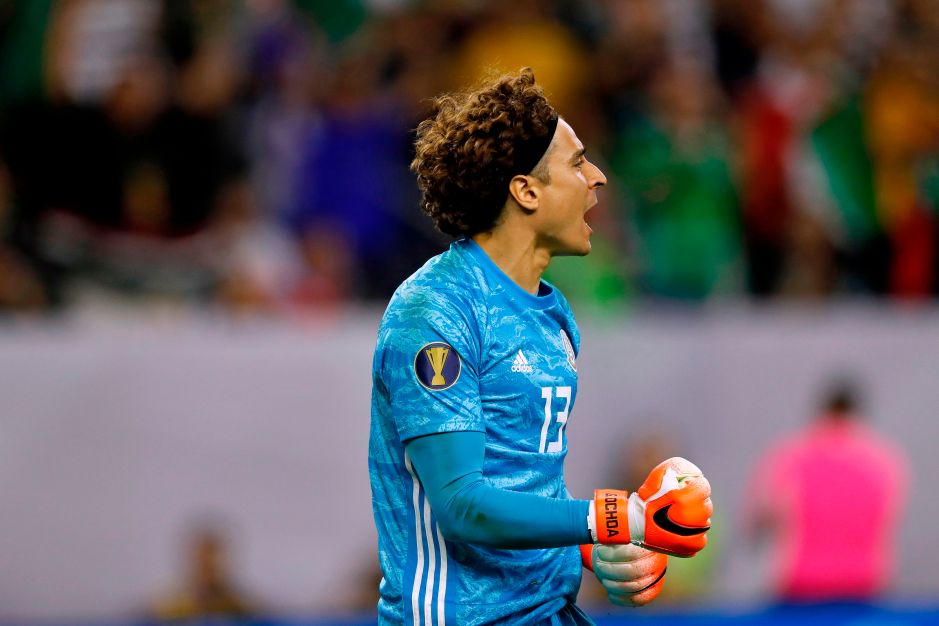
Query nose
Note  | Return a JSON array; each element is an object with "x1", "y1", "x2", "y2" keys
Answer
[{"x1": 587, "y1": 160, "x2": 607, "y2": 189}]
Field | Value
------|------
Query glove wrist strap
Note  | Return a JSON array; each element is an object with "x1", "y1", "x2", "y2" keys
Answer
[{"x1": 592, "y1": 489, "x2": 631, "y2": 544}]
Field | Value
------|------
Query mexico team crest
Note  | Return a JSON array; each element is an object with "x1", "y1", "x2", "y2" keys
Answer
[
  {"x1": 560, "y1": 330, "x2": 576, "y2": 371},
  {"x1": 414, "y1": 342, "x2": 462, "y2": 391}
]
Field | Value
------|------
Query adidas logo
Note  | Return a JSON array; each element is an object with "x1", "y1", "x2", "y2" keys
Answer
[{"x1": 511, "y1": 350, "x2": 533, "y2": 374}]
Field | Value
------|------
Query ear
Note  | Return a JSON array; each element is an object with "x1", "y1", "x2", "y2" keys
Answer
[{"x1": 507, "y1": 174, "x2": 541, "y2": 213}]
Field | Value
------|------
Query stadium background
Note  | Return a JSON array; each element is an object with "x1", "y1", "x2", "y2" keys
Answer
[{"x1": 1, "y1": 0, "x2": 938, "y2": 624}]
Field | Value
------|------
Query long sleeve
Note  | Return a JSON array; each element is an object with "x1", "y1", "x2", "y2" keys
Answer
[{"x1": 405, "y1": 430, "x2": 591, "y2": 548}]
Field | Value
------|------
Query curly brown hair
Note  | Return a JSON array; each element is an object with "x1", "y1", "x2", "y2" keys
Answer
[{"x1": 411, "y1": 68, "x2": 558, "y2": 237}]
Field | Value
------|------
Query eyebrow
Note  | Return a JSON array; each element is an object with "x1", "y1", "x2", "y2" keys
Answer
[{"x1": 569, "y1": 148, "x2": 585, "y2": 165}]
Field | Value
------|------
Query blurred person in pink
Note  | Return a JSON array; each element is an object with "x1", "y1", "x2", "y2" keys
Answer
[{"x1": 745, "y1": 379, "x2": 908, "y2": 602}]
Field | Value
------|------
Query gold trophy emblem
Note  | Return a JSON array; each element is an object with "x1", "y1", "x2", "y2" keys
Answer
[{"x1": 425, "y1": 346, "x2": 450, "y2": 386}]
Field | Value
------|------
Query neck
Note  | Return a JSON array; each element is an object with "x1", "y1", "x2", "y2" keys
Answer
[{"x1": 472, "y1": 228, "x2": 551, "y2": 295}]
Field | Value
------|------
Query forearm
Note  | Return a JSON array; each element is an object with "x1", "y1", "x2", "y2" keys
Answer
[
  {"x1": 405, "y1": 431, "x2": 591, "y2": 549},
  {"x1": 437, "y1": 473, "x2": 591, "y2": 548}
]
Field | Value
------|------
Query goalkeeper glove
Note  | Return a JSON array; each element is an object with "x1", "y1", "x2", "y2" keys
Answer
[
  {"x1": 580, "y1": 543, "x2": 667, "y2": 607},
  {"x1": 589, "y1": 457, "x2": 712, "y2": 557}
]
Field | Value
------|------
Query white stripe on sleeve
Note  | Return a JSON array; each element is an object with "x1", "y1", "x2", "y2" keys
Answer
[{"x1": 405, "y1": 454, "x2": 425, "y2": 626}]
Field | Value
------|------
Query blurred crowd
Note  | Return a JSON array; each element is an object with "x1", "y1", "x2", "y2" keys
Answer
[{"x1": 1, "y1": 0, "x2": 938, "y2": 314}]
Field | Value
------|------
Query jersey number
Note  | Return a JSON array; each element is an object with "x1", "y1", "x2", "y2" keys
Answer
[{"x1": 539, "y1": 386, "x2": 571, "y2": 453}]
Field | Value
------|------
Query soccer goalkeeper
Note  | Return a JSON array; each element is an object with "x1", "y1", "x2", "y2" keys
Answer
[{"x1": 368, "y1": 69, "x2": 713, "y2": 625}]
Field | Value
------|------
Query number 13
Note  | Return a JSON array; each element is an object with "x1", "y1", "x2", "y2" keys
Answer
[{"x1": 539, "y1": 386, "x2": 571, "y2": 453}]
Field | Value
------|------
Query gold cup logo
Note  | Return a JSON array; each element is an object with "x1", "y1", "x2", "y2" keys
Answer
[{"x1": 425, "y1": 346, "x2": 450, "y2": 386}]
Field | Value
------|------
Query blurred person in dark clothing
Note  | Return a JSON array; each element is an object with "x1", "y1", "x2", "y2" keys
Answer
[
  {"x1": 147, "y1": 523, "x2": 257, "y2": 622},
  {"x1": 744, "y1": 379, "x2": 909, "y2": 602},
  {"x1": 708, "y1": 0, "x2": 765, "y2": 102},
  {"x1": 0, "y1": 159, "x2": 48, "y2": 311},
  {"x1": 288, "y1": 45, "x2": 439, "y2": 301},
  {"x1": 243, "y1": 0, "x2": 329, "y2": 225},
  {"x1": 592, "y1": 0, "x2": 672, "y2": 126},
  {"x1": 1, "y1": 12, "x2": 248, "y2": 302}
]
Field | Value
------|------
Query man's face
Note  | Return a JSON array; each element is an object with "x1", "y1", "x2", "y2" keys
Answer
[{"x1": 533, "y1": 119, "x2": 607, "y2": 256}]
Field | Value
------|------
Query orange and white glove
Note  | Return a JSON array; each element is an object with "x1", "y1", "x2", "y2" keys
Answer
[
  {"x1": 580, "y1": 543, "x2": 667, "y2": 607},
  {"x1": 589, "y1": 457, "x2": 712, "y2": 558}
]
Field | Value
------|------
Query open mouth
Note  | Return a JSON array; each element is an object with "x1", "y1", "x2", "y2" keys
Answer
[{"x1": 585, "y1": 195, "x2": 598, "y2": 214}]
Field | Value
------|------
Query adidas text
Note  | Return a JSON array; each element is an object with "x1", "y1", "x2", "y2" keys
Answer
[{"x1": 511, "y1": 350, "x2": 533, "y2": 373}]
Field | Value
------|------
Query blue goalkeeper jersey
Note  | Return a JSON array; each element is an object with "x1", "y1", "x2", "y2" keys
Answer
[{"x1": 369, "y1": 238, "x2": 583, "y2": 625}]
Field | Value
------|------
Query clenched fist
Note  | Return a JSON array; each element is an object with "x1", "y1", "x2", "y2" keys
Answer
[
  {"x1": 580, "y1": 543, "x2": 667, "y2": 606},
  {"x1": 591, "y1": 457, "x2": 712, "y2": 557}
]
